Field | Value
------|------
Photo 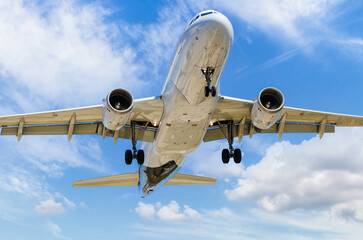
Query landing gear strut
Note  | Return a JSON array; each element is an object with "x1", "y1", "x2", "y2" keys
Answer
[
  {"x1": 218, "y1": 121, "x2": 242, "y2": 164},
  {"x1": 201, "y1": 67, "x2": 216, "y2": 97},
  {"x1": 125, "y1": 121, "x2": 144, "y2": 165}
]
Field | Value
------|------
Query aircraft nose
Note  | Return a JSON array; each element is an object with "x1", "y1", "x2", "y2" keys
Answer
[{"x1": 195, "y1": 12, "x2": 234, "y2": 48}]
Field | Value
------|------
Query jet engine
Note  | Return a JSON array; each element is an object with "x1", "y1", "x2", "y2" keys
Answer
[
  {"x1": 102, "y1": 88, "x2": 133, "y2": 130},
  {"x1": 251, "y1": 87, "x2": 284, "y2": 130}
]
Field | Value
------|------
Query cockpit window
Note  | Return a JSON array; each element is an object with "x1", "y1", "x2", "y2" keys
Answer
[
  {"x1": 188, "y1": 11, "x2": 215, "y2": 27},
  {"x1": 201, "y1": 11, "x2": 213, "y2": 17},
  {"x1": 188, "y1": 14, "x2": 200, "y2": 26}
]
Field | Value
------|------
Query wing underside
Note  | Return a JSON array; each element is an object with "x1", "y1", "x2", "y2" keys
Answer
[
  {"x1": 206, "y1": 96, "x2": 363, "y2": 142},
  {"x1": 0, "y1": 97, "x2": 164, "y2": 143}
]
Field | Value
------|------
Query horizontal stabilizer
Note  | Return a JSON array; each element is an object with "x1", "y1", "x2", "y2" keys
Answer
[
  {"x1": 72, "y1": 172, "x2": 216, "y2": 187},
  {"x1": 165, "y1": 173, "x2": 216, "y2": 185},
  {"x1": 72, "y1": 172, "x2": 139, "y2": 187}
]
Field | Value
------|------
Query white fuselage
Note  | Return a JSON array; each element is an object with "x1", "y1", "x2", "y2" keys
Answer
[{"x1": 139, "y1": 11, "x2": 233, "y2": 195}]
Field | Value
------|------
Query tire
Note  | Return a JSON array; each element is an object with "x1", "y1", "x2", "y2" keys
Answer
[
  {"x1": 211, "y1": 86, "x2": 216, "y2": 97},
  {"x1": 204, "y1": 86, "x2": 210, "y2": 97},
  {"x1": 233, "y1": 148, "x2": 242, "y2": 164},
  {"x1": 137, "y1": 149, "x2": 145, "y2": 165},
  {"x1": 222, "y1": 149, "x2": 230, "y2": 164},
  {"x1": 125, "y1": 149, "x2": 133, "y2": 165}
]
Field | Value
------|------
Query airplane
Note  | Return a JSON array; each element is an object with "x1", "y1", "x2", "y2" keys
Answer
[{"x1": 1, "y1": 10, "x2": 363, "y2": 197}]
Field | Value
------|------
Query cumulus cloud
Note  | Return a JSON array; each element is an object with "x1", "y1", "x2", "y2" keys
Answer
[
  {"x1": 135, "y1": 202, "x2": 156, "y2": 220},
  {"x1": 34, "y1": 193, "x2": 76, "y2": 216},
  {"x1": 35, "y1": 199, "x2": 65, "y2": 216},
  {"x1": 157, "y1": 201, "x2": 186, "y2": 221},
  {"x1": 135, "y1": 201, "x2": 202, "y2": 221},
  {"x1": 225, "y1": 128, "x2": 363, "y2": 222}
]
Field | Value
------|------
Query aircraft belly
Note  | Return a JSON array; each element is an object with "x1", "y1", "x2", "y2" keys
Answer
[{"x1": 154, "y1": 98, "x2": 214, "y2": 155}]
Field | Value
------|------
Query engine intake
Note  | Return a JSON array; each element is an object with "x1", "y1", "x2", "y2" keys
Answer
[
  {"x1": 102, "y1": 88, "x2": 133, "y2": 130},
  {"x1": 251, "y1": 87, "x2": 284, "y2": 130}
]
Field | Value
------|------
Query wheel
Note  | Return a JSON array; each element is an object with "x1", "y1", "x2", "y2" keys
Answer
[
  {"x1": 233, "y1": 148, "x2": 242, "y2": 164},
  {"x1": 137, "y1": 149, "x2": 145, "y2": 165},
  {"x1": 222, "y1": 149, "x2": 230, "y2": 164},
  {"x1": 125, "y1": 149, "x2": 133, "y2": 165},
  {"x1": 211, "y1": 86, "x2": 216, "y2": 97},
  {"x1": 204, "y1": 86, "x2": 210, "y2": 97}
]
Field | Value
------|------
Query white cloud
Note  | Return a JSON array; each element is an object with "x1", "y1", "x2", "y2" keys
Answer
[
  {"x1": 122, "y1": 1, "x2": 193, "y2": 78},
  {"x1": 134, "y1": 205, "x2": 363, "y2": 240},
  {"x1": 0, "y1": 0, "x2": 145, "y2": 112},
  {"x1": 1, "y1": 135, "x2": 106, "y2": 178},
  {"x1": 134, "y1": 206, "x2": 350, "y2": 240},
  {"x1": 35, "y1": 199, "x2": 65, "y2": 216},
  {"x1": 184, "y1": 205, "x2": 202, "y2": 220},
  {"x1": 62, "y1": 196, "x2": 76, "y2": 210},
  {"x1": 157, "y1": 201, "x2": 185, "y2": 221},
  {"x1": 44, "y1": 221, "x2": 68, "y2": 239},
  {"x1": 34, "y1": 194, "x2": 76, "y2": 217},
  {"x1": 135, "y1": 201, "x2": 202, "y2": 222},
  {"x1": 338, "y1": 38, "x2": 363, "y2": 46},
  {"x1": 210, "y1": 0, "x2": 342, "y2": 45},
  {"x1": 225, "y1": 128, "x2": 363, "y2": 222},
  {"x1": 135, "y1": 202, "x2": 156, "y2": 220},
  {"x1": 331, "y1": 200, "x2": 363, "y2": 223},
  {"x1": 185, "y1": 141, "x2": 244, "y2": 179}
]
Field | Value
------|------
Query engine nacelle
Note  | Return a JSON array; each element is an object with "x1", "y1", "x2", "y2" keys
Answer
[
  {"x1": 251, "y1": 87, "x2": 284, "y2": 130},
  {"x1": 102, "y1": 88, "x2": 133, "y2": 131}
]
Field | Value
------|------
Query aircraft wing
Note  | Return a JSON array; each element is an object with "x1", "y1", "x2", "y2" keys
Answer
[
  {"x1": 0, "y1": 96, "x2": 164, "y2": 143},
  {"x1": 205, "y1": 96, "x2": 363, "y2": 142}
]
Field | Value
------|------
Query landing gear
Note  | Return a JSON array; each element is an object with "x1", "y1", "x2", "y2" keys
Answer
[
  {"x1": 218, "y1": 121, "x2": 242, "y2": 164},
  {"x1": 222, "y1": 149, "x2": 230, "y2": 164},
  {"x1": 125, "y1": 150, "x2": 133, "y2": 165},
  {"x1": 201, "y1": 67, "x2": 216, "y2": 97},
  {"x1": 124, "y1": 121, "x2": 144, "y2": 165}
]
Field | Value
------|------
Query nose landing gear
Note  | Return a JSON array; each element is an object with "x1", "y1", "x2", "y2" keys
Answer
[
  {"x1": 218, "y1": 121, "x2": 242, "y2": 164},
  {"x1": 202, "y1": 67, "x2": 216, "y2": 97},
  {"x1": 125, "y1": 121, "x2": 144, "y2": 165}
]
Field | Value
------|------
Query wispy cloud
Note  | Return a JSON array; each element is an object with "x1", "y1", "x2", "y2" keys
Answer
[
  {"x1": 44, "y1": 221, "x2": 69, "y2": 239},
  {"x1": 0, "y1": 0, "x2": 146, "y2": 111}
]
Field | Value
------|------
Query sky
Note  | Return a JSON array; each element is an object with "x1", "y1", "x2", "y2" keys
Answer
[{"x1": 0, "y1": 0, "x2": 363, "y2": 239}]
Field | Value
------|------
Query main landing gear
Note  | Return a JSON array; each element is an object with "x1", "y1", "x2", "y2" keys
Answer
[
  {"x1": 218, "y1": 121, "x2": 242, "y2": 164},
  {"x1": 125, "y1": 121, "x2": 144, "y2": 165},
  {"x1": 202, "y1": 67, "x2": 216, "y2": 97}
]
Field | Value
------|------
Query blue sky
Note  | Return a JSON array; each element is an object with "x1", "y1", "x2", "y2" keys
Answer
[{"x1": 0, "y1": 0, "x2": 363, "y2": 239}]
